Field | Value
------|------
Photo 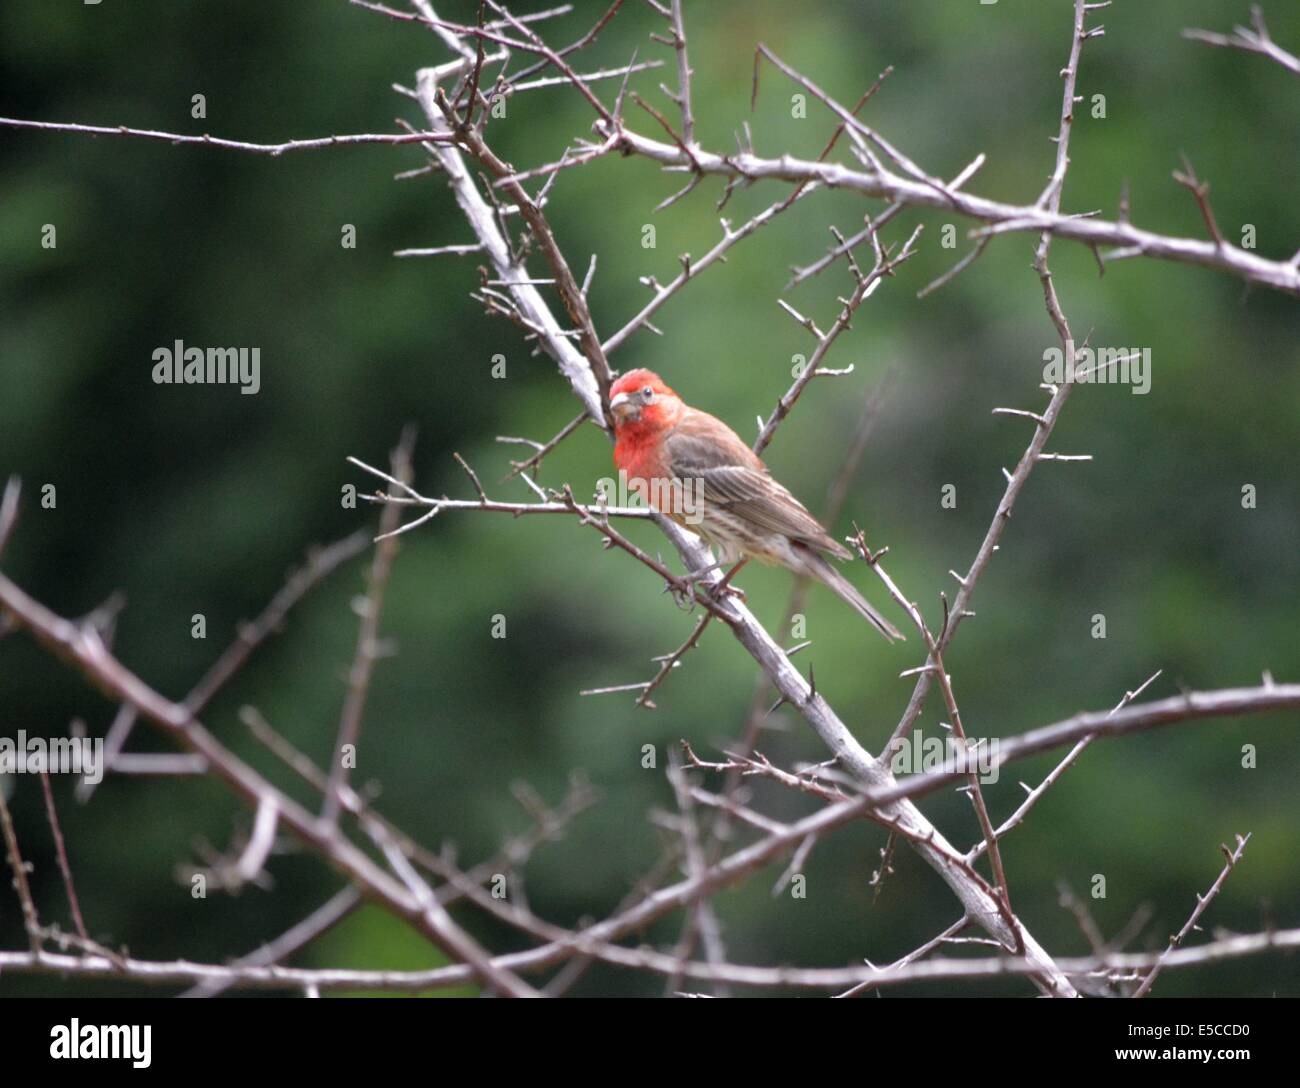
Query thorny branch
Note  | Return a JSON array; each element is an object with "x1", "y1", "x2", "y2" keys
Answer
[
  {"x1": 1183, "y1": 4, "x2": 1300, "y2": 77},
  {"x1": 0, "y1": 0, "x2": 1295, "y2": 1000},
  {"x1": 1132, "y1": 834, "x2": 1253, "y2": 998}
]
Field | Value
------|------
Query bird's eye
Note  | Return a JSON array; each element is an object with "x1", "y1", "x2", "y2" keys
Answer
[{"x1": 641, "y1": 385, "x2": 654, "y2": 399}]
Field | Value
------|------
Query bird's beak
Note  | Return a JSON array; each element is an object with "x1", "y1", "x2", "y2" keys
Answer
[{"x1": 610, "y1": 392, "x2": 636, "y2": 421}]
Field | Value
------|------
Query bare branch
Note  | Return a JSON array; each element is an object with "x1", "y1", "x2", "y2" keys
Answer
[
  {"x1": 1183, "y1": 5, "x2": 1300, "y2": 76},
  {"x1": 0, "y1": 571, "x2": 539, "y2": 997},
  {"x1": 603, "y1": 187, "x2": 818, "y2": 354},
  {"x1": 889, "y1": 0, "x2": 1095, "y2": 747},
  {"x1": 182, "y1": 887, "x2": 363, "y2": 999},
  {"x1": 411, "y1": 69, "x2": 610, "y2": 424},
  {"x1": 1132, "y1": 833, "x2": 1252, "y2": 998},
  {"x1": 38, "y1": 773, "x2": 90, "y2": 945},
  {"x1": 3, "y1": 923, "x2": 1294, "y2": 994},
  {"x1": 0, "y1": 116, "x2": 457, "y2": 154},
  {"x1": 497, "y1": 410, "x2": 589, "y2": 480},
  {"x1": 598, "y1": 127, "x2": 1300, "y2": 297},
  {"x1": 0, "y1": 785, "x2": 42, "y2": 951},
  {"x1": 971, "y1": 669, "x2": 1163, "y2": 859},
  {"x1": 0, "y1": 476, "x2": 20, "y2": 561},
  {"x1": 320, "y1": 434, "x2": 411, "y2": 828},
  {"x1": 754, "y1": 223, "x2": 922, "y2": 454}
]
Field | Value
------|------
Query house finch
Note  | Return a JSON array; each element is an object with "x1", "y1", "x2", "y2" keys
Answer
[{"x1": 609, "y1": 368, "x2": 904, "y2": 642}]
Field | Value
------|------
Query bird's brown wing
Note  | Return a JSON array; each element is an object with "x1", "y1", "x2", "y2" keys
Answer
[{"x1": 663, "y1": 415, "x2": 848, "y2": 557}]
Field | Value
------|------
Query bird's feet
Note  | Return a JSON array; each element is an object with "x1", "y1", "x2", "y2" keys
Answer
[
  {"x1": 665, "y1": 560, "x2": 748, "y2": 609},
  {"x1": 710, "y1": 560, "x2": 749, "y2": 602},
  {"x1": 708, "y1": 580, "x2": 747, "y2": 603}
]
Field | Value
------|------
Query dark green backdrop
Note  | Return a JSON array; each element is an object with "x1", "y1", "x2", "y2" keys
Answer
[{"x1": 1, "y1": 0, "x2": 1297, "y2": 996}]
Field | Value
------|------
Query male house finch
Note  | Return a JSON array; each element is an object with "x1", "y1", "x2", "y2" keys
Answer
[{"x1": 609, "y1": 369, "x2": 904, "y2": 642}]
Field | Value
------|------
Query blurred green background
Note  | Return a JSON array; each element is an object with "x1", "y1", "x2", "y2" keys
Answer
[{"x1": 1, "y1": 0, "x2": 1297, "y2": 997}]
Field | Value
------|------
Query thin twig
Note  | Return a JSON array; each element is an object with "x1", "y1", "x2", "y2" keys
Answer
[
  {"x1": 1183, "y1": 5, "x2": 1300, "y2": 77},
  {"x1": 0, "y1": 784, "x2": 42, "y2": 951},
  {"x1": 0, "y1": 116, "x2": 457, "y2": 153},
  {"x1": 322, "y1": 431, "x2": 414, "y2": 827},
  {"x1": 38, "y1": 773, "x2": 89, "y2": 944},
  {"x1": 1132, "y1": 834, "x2": 1252, "y2": 998}
]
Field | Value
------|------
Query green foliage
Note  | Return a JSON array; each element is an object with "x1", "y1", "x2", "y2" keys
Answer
[{"x1": 1, "y1": 0, "x2": 1297, "y2": 996}]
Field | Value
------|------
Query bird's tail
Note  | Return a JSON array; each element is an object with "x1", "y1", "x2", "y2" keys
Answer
[{"x1": 802, "y1": 551, "x2": 905, "y2": 642}]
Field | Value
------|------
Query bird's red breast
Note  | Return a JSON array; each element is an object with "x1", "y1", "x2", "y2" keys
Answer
[
  {"x1": 610, "y1": 369, "x2": 682, "y2": 484},
  {"x1": 605, "y1": 368, "x2": 900, "y2": 638},
  {"x1": 608, "y1": 368, "x2": 843, "y2": 556}
]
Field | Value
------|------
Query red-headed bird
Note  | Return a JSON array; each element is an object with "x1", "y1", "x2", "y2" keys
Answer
[{"x1": 609, "y1": 368, "x2": 904, "y2": 642}]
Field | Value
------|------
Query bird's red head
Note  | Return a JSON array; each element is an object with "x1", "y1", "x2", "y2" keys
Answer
[{"x1": 608, "y1": 369, "x2": 683, "y2": 432}]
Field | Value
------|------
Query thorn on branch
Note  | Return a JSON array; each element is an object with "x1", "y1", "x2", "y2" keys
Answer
[{"x1": 1172, "y1": 154, "x2": 1225, "y2": 248}]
